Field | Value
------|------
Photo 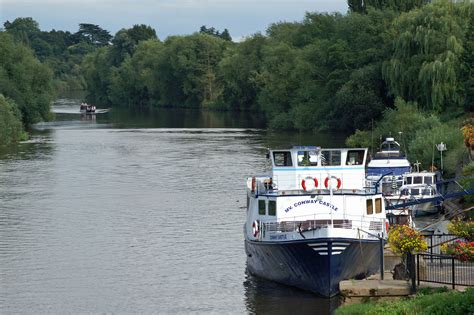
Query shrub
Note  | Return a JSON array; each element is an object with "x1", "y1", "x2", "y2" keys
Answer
[
  {"x1": 441, "y1": 240, "x2": 474, "y2": 262},
  {"x1": 388, "y1": 224, "x2": 428, "y2": 255},
  {"x1": 447, "y1": 218, "x2": 474, "y2": 241}
]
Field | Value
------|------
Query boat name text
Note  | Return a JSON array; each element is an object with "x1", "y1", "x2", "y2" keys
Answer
[{"x1": 284, "y1": 199, "x2": 338, "y2": 213}]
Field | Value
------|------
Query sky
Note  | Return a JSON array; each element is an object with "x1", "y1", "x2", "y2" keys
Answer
[{"x1": 0, "y1": 0, "x2": 349, "y2": 41}]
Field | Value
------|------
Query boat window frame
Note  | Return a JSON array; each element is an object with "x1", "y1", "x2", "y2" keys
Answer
[
  {"x1": 268, "y1": 200, "x2": 276, "y2": 216},
  {"x1": 320, "y1": 150, "x2": 341, "y2": 166},
  {"x1": 297, "y1": 150, "x2": 318, "y2": 167},
  {"x1": 273, "y1": 151, "x2": 293, "y2": 167},
  {"x1": 405, "y1": 176, "x2": 412, "y2": 185},
  {"x1": 375, "y1": 198, "x2": 382, "y2": 214},
  {"x1": 258, "y1": 199, "x2": 266, "y2": 215},
  {"x1": 413, "y1": 176, "x2": 422, "y2": 184},
  {"x1": 424, "y1": 176, "x2": 433, "y2": 185},
  {"x1": 345, "y1": 149, "x2": 365, "y2": 166},
  {"x1": 366, "y1": 199, "x2": 373, "y2": 215}
]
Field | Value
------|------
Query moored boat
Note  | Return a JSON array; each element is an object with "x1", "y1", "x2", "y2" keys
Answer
[
  {"x1": 399, "y1": 171, "x2": 443, "y2": 217},
  {"x1": 244, "y1": 146, "x2": 388, "y2": 297}
]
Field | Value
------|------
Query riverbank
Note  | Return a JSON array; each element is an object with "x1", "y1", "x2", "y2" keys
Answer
[{"x1": 336, "y1": 287, "x2": 473, "y2": 315}]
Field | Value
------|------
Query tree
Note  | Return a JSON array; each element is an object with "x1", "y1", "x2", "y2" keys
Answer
[
  {"x1": 109, "y1": 24, "x2": 158, "y2": 66},
  {"x1": 383, "y1": 1, "x2": 470, "y2": 111},
  {"x1": 0, "y1": 32, "x2": 54, "y2": 126},
  {"x1": 0, "y1": 95, "x2": 24, "y2": 145},
  {"x1": 348, "y1": 0, "x2": 429, "y2": 13},
  {"x1": 75, "y1": 23, "x2": 112, "y2": 46}
]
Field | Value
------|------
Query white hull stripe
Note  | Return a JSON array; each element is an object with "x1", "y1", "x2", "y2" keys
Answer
[{"x1": 332, "y1": 251, "x2": 342, "y2": 255}]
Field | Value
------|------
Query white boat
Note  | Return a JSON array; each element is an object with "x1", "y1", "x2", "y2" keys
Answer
[
  {"x1": 366, "y1": 137, "x2": 411, "y2": 196},
  {"x1": 244, "y1": 146, "x2": 388, "y2": 297},
  {"x1": 399, "y1": 171, "x2": 443, "y2": 217},
  {"x1": 80, "y1": 103, "x2": 96, "y2": 114}
]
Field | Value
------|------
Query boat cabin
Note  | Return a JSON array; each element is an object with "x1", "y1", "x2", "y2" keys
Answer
[{"x1": 268, "y1": 146, "x2": 368, "y2": 191}]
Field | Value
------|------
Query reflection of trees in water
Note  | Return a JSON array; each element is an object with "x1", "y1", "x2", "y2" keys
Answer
[
  {"x1": 243, "y1": 268, "x2": 341, "y2": 315},
  {"x1": 0, "y1": 129, "x2": 54, "y2": 161}
]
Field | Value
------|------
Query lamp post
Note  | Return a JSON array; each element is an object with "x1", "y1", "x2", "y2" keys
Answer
[{"x1": 436, "y1": 142, "x2": 447, "y2": 173}]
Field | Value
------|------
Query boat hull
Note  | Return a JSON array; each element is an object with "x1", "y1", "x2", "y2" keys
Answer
[{"x1": 245, "y1": 237, "x2": 381, "y2": 297}]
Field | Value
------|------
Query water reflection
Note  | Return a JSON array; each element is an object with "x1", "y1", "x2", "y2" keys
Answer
[{"x1": 244, "y1": 270, "x2": 342, "y2": 315}]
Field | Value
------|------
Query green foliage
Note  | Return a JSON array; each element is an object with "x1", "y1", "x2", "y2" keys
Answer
[
  {"x1": 0, "y1": 32, "x2": 54, "y2": 126},
  {"x1": 460, "y1": 162, "x2": 474, "y2": 205},
  {"x1": 383, "y1": 1, "x2": 471, "y2": 112},
  {"x1": 0, "y1": 95, "x2": 25, "y2": 146},
  {"x1": 348, "y1": 0, "x2": 429, "y2": 13},
  {"x1": 336, "y1": 288, "x2": 474, "y2": 315},
  {"x1": 346, "y1": 97, "x2": 464, "y2": 174},
  {"x1": 199, "y1": 26, "x2": 232, "y2": 41}
]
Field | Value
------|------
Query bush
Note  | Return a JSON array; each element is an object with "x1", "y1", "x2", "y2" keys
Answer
[
  {"x1": 441, "y1": 240, "x2": 474, "y2": 262},
  {"x1": 447, "y1": 218, "x2": 474, "y2": 241},
  {"x1": 0, "y1": 95, "x2": 25, "y2": 146},
  {"x1": 388, "y1": 225, "x2": 428, "y2": 255}
]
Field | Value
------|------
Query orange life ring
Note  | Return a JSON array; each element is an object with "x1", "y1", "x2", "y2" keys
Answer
[
  {"x1": 301, "y1": 176, "x2": 318, "y2": 191},
  {"x1": 385, "y1": 221, "x2": 390, "y2": 233},
  {"x1": 251, "y1": 177, "x2": 256, "y2": 192},
  {"x1": 252, "y1": 220, "x2": 259, "y2": 237},
  {"x1": 324, "y1": 176, "x2": 342, "y2": 189}
]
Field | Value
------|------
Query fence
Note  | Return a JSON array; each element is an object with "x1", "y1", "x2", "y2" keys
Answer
[
  {"x1": 421, "y1": 233, "x2": 459, "y2": 255},
  {"x1": 417, "y1": 253, "x2": 474, "y2": 289}
]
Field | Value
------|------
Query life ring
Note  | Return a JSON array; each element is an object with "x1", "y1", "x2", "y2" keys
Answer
[
  {"x1": 324, "y1": 176, "x2": 342, "y2": 190},
  {"x1": 252, "y1": 220, "x2": 259, "y2": 237},
  {"x1": 385, "y1": 221, "x2": 390, "y2": 233},
  {"x1": 301, "y1": 176, "x2": 318, "y2": 191}
]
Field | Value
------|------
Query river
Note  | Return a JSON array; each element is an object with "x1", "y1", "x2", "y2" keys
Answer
[{"x1": 0, "y1": 98, "x2": 348, "y2": 314}]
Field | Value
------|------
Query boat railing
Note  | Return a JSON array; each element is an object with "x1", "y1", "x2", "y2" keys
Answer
[
  {"x1": 252, "y1": 176, "x2": 374, "y2": 196},
  {"x1": 260, "y1": 213, "x2": 385, "y2": 235}
]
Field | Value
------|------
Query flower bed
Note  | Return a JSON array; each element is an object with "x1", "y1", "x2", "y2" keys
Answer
[{"x1": 441, "y1": 240, "x2": 474, "y2": 262}]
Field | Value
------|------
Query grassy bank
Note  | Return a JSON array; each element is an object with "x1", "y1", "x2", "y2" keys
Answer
[{"x1": 336, "y1": 288, "x2": 474, "y2": 315}]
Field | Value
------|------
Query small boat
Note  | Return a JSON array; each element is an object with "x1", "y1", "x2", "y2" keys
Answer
[
  {"x1": 366, "y1": 137, "x2": 411, "y2": 196},
  {"x1": 399, "y1": 171, "x2": 443, "y2": 217},
  {"x1": 244, "y1": 146, "x2": 388, "y2": 297},
  {"x1": 80, "y1": 103, "x2": 96, "y2": 114}
]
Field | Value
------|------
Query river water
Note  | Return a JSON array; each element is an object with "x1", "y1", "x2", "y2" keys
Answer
[{"x1": 0, "y1": 99, "x2": 347, "y2": 314}]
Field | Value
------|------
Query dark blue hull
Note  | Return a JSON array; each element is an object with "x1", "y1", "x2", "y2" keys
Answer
[{"x1": 245, "y1": 238, "x2": 381, "y2": 297}]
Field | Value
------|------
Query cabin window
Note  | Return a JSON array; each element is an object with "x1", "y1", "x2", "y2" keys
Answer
[
  {"x1": 366, "y1": 199, "x2": 373, "y2": 215},
  {"x1": 346, "y1": 150, "x2": 364, "y2": 165},
  {"x1": 375, "y1": 198, "x2": 382, "y2": 214},
  {"x1": 425, "y1": 176, "x2": 433, "y2": 185},
  {"x1": 401, "y1": 189, "x2": 408, "y2": 196},
  {"x1": 268, "y1": 200, "x2": 276, "y2": 216},
  {"x1": 258, "y1": 200, "x2": 266, "y2": 215},
  {"x1": 411, "y1": 189, "x2": 420, "y2": 196},
  {"x1": 422, "y1": 188, "x2": 431, "y2": 196},
  {"x1": 414, "y1": 176, "x2": 422, "y2": 184},
  {"x1": 406, "y1": 177, "x2": 412, "y2": 185},
  {"x1": 297, "y1": 150, "x2": 318, "y2": 167},
  {"x1": 321, "y1": 150, "x2": 341, "y2": 166},
  {"x1": 273, "y1": 151, "x2": 293, "y2": 167}
]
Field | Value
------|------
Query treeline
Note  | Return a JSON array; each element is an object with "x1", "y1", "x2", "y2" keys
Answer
[
  {"x1": 0, "y1": 32, "x2": 55, "y2": 145},
  {"x1": 81, "y1": 0, "x2": 472, "y2": 135},
  {"x1": 0, "y1": 18, "x2": 113, "y2": 145},
  {"x1": 2, "y1": 18, "x2": 112, "y2": 92}
]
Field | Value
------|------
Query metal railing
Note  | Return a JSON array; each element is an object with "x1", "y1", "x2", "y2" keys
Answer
[
  {"x1": 260, "y1": 213, "x2": 385, "y2": 235},
  {"x1": 421, "y1": 233, "x2": 460, "y2": 255},
  {"x1": 417, "y1": 253, "x2": 474, "y2": 289}
]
